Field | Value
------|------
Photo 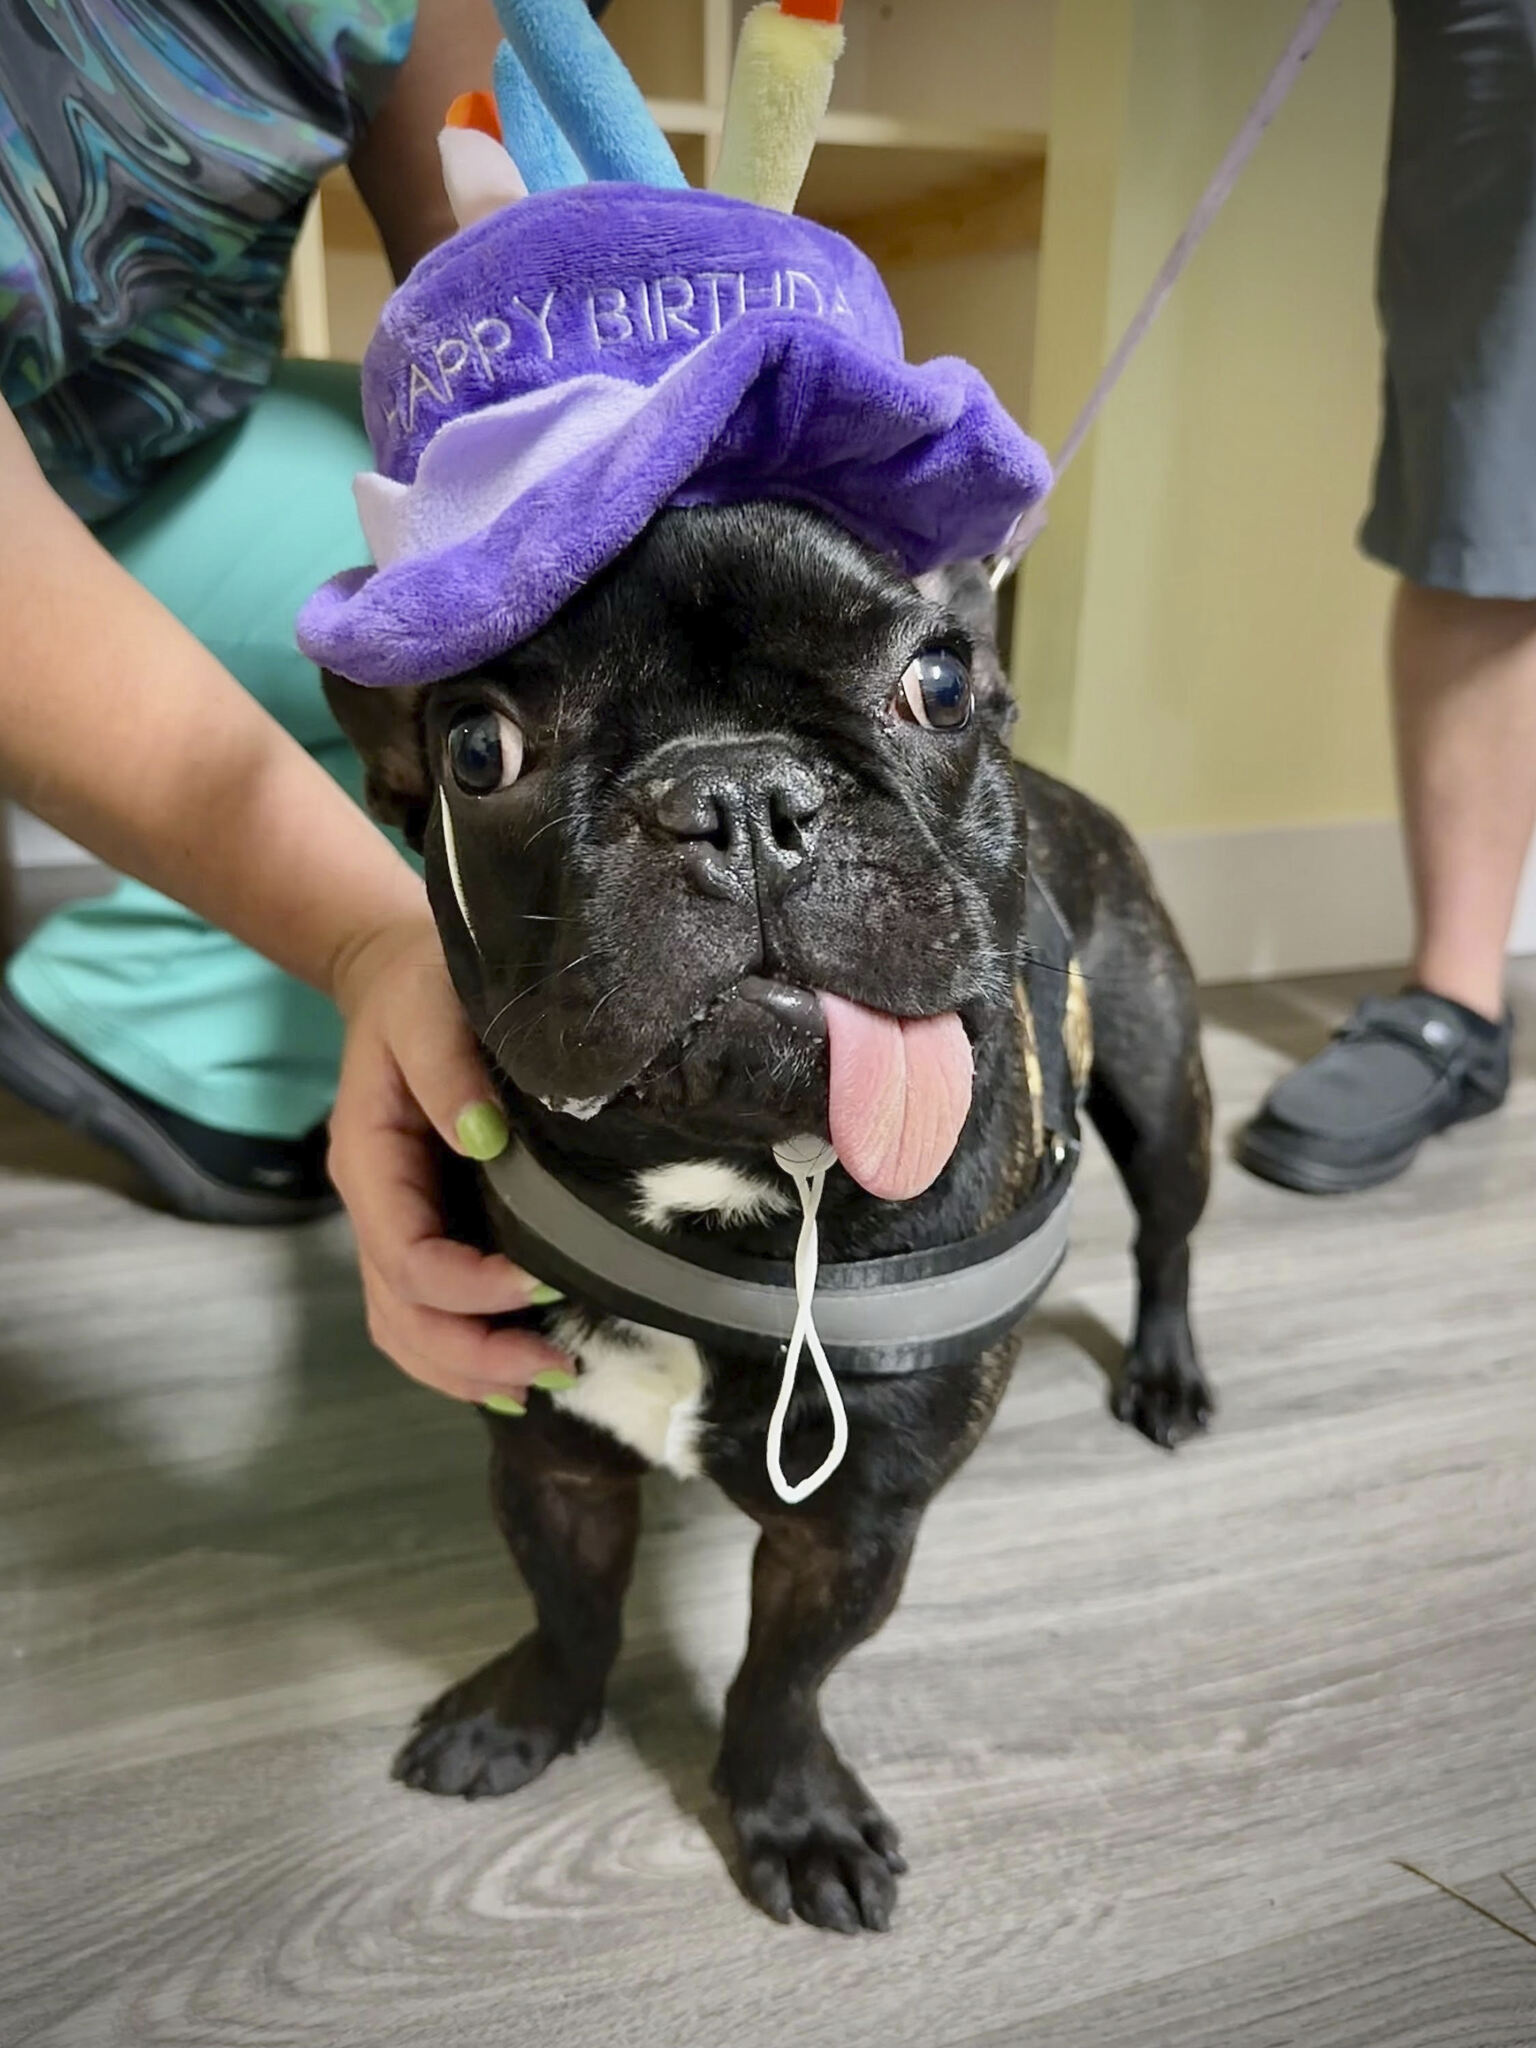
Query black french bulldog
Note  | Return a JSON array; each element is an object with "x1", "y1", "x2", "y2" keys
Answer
[{"x1": 325, "y1": 499, "x2": 1212, "y2": 1935}]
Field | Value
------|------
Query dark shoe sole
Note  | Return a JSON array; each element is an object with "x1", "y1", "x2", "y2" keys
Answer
[
  {"x1": 0, "y1": 989, "x2": 338, "y2": 1227},
  {"x1": 1235, "y1": 1089, "x2": 1505, "y2": 1197}
]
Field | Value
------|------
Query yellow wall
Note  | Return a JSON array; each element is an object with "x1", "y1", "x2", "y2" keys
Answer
[
  {"x1": 888, "y1": 248, "x2": 1040, "y2": 430},
  {"x1": 1016, "y1": 0, "x2": 1399, "y2": 836}
]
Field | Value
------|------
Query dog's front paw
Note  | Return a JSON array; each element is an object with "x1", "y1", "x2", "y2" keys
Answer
[
  {"x1": 1112, "y1": 1310, "x2": 1213, "y2": 1449},
  {"x1": 393, "y1": 1636, "x2": 602, "y2": 1800},
  {"x1": 717, "y1": 1735, "x2": 906, "y2": 1934}
]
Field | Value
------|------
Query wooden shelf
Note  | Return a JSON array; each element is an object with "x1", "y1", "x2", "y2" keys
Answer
[
  {"x1": 823, "y1": 158, "x2": 1046, "y2": 270},
  {"x1": 288, "y1": 0, "x2": 1052, "y2": 417},
  {"x1": 650, "y1": 97, "x2": 1043, "y2": 160},
  {"x1": 649, "y1": 102, "x2": 1045, "y2": 237},
  {"x1": 803, "y1": 143, "x2": 1041, "y2": 229},
  {"x1": 822, "y1": 112, "x2": 1044, "y2": 161},
  {"x1": 314, "y1": 106, "x2": 1046, "y2": 265},
  {"x1": 643, "y1": 96, "x2": 715, "y2": 137}
]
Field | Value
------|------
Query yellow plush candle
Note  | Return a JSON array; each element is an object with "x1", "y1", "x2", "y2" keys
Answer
[{"x1": 711, "y1": 1, "x2": 844, "y2": 214}]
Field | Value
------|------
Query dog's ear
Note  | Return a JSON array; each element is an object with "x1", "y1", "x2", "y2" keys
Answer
[
  {"x1": 916, "y1": 560, "x2": 1014, "y2": 730},
  {"x1": 917, "y1": 559, "x2": 997, "y2": 646},
  {"x1": 322, "y1": 673, "x2": 433, "y2": 850}
]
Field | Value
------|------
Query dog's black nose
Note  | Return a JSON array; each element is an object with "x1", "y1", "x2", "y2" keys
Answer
[{"x1": 650, "y1": 746, "x2": 823, "y2": 903}]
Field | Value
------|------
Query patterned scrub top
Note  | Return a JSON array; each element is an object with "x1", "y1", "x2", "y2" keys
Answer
[{"x1": 0, "y1": 1, "x2": 414, "y2": 523}]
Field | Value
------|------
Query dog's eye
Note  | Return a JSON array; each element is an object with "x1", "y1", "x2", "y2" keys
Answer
[
  {"x1": 899, "y1": 649, "x2": 972, "y2": 731},
  {"x1": 447, "y1": 710, "x2": 523, "y2": 795}
]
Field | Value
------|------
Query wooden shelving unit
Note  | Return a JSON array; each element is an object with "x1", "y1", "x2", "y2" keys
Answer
[{"x1": 289, "y1": 0, "x2": 1052, "y2": 422}]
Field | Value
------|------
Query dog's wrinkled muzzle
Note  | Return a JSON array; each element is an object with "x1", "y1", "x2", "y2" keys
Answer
[{"x1": 640, "y1": 739, "x2": 975, "y2": 1199}]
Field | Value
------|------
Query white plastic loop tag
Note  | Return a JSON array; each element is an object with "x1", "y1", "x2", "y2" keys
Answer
[
  {"x1": 439, "y1": 788, "x2": 479, "y2": 949},
  {"x1": 766, "y1": 1136, "x2": 849, "y2": 1505}
]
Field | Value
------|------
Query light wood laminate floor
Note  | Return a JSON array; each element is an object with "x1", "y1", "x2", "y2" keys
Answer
[{"x1": 2, "y1": 965, "x2": 1533, "y2": 2045}]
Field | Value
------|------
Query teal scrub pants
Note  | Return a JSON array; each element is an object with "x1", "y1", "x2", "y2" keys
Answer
[{"x1": 7, "y1": 360, "x2": 375, "y2": 1141}]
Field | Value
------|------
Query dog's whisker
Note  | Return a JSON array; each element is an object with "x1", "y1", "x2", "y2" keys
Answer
[
  {"x1": 485, "y1": 956, "x2": 598, "y2": 1043},
  {"x1": 485, "y1": 957, "x2": 602, "y2": 1070},
  {"x1": 479, "y1": 988, "x2": 536, "y2": 1053},
  {"x1": 479, "y1": 953, "x2": 599, "y2": 1061},
  {"x1": 493, "y1": 1007, "x2": 564, "y2": 1070},
  {"x1": 583, "y1": 982, "x2": 624, "y2": 1031},
  {"x1": 1016, "y1": 943, "x2": 1140, "y2": 995},
  {"x1": 521, "y1": 806, "x2": 581, "y2": 851}
]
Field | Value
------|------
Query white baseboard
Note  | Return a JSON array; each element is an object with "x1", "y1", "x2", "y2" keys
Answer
[{"x1": 1142, "y1": 818, "x2": 1536, "y2": 983}]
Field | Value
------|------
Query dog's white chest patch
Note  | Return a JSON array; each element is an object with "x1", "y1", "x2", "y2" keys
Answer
[
  {"x1": 538, "y1": 1159, "x2": 785, "y2": 1476},
  {"x1": 632, "y1": 1159, "x2": 790, "y2": 1231},
  {"x1": 547, "y1": 1311, "x2": 707, "y2": 1478}
]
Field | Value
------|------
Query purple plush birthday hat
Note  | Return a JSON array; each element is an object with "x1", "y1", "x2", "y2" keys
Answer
[{"x1": 297, "y1": 5, "x2": 1050, "y2": 687}]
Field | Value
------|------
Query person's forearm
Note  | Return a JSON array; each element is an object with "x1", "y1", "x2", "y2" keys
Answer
[
  {"x1": 1, "y1": 402, "x2": 427, "y2": 1002},
  {"x1": 348, "y1": 0, "x2": 506, "y2": 280}
]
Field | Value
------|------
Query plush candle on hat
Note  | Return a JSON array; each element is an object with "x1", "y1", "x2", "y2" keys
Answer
[
  {"x1": 712, "y1": 0, "x2": 846, "y2": 214},
  {"x1": 436, "y1": 92, "x2": 527, "y2": 230}
]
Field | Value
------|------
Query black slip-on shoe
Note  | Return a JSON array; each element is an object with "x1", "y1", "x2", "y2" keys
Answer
[
  {"x1": 0, "y1": 986, "x2": 339, "y2": 1225},
  {"x1": 1236, "y1": 988, "x2": 1512, "y2": 1195}
]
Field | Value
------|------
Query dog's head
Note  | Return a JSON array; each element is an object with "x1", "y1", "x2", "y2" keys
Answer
[{"x1": 326, "y1": 501, "x2": 1028, "y2": 1199}]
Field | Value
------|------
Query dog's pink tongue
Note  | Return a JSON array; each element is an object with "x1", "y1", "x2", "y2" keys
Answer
[{"x1": 819, "y1": 993, "x2": 973, "y2": 1200}]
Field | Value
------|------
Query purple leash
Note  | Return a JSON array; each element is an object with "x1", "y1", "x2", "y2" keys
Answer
[{"x1": 990, "y1": 0, "x2": 1346, "y2": 589}]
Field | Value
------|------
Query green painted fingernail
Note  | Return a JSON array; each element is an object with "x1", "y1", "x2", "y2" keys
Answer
[
  {"x1": 456, "y1": 1101, "x2": 509, "y2": 1161},
  {"x1": 532, "y1": 1368, "x2": 580, "y2": 1392},
  {"x1": 528, "y1": 1282, "x2": 565, "y2": 1306},
  {"x1": 482, "y1": 1394, "x2": 525, "y2": 1417}
]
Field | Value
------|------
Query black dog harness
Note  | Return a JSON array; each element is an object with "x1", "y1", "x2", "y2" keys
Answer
[{"x1": 483, "y1": 878, "x2": 1085, "y2": 1381}]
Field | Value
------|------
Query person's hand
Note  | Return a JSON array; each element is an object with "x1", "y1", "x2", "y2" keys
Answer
[{"x1": 328, "y1": 916, "x2": 575, "y2": 1408}]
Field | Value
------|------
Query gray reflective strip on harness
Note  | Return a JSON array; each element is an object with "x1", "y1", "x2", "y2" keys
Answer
[{"x1": 484, "y1": 1141, "x2": 1073, "y2": 1352}]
